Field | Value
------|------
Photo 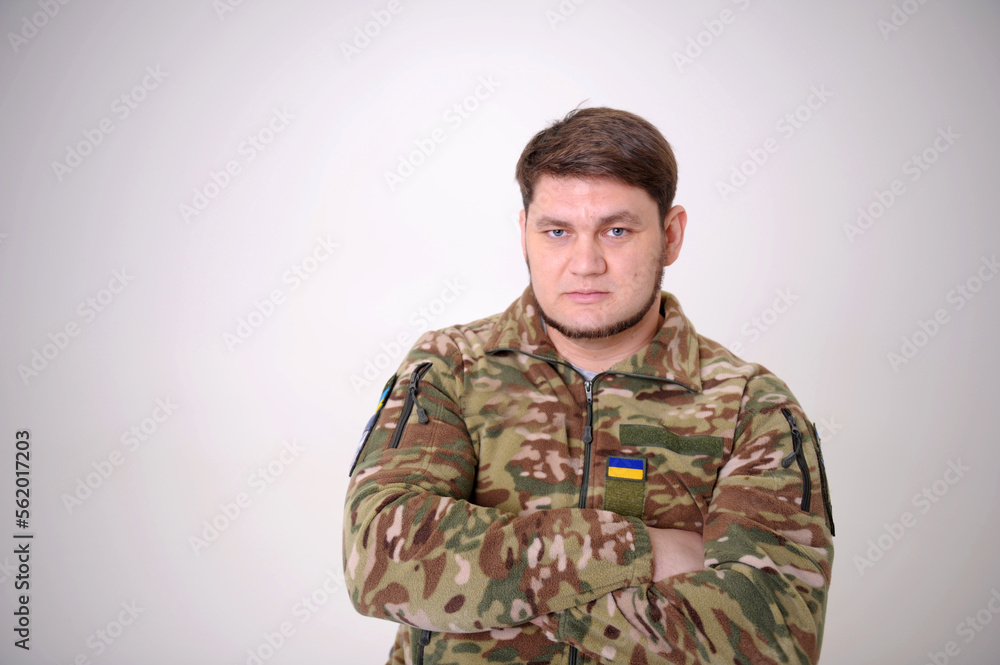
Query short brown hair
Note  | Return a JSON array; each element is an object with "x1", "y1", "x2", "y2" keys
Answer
[{"x1": 514, "y1": 107, "x2": 678, "y2": 220}]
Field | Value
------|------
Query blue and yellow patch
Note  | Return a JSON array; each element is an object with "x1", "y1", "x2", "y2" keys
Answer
[
  {"x1": 607, "y1": 456, "x2": 645, "y2": 481},
  {"x1": 605, "y1": 456, "x2": 646, "y2": 518},
  {"x1": 349, "y1": 374, "x2": 398, "y2": 476}
]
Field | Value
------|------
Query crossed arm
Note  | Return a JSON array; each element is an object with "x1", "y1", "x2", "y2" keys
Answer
[{"x1": 344, "y1": 352, "x2": 833, "y2": 663}]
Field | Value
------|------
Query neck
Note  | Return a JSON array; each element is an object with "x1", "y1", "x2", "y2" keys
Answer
[{"x1": 546, "y1": 297, "x2": 663, "y2": 374}]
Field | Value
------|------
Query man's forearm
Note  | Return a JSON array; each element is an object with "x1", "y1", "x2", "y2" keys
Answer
[
  {"x1": 345, "y1": 465, "x2": 655, "y2": 633},
  {"x1": 529, "y1": 399, "x2": 835, "y2": 664},
  {"x1": 533, "y1": 556, "x2": 827, "y2": 665},
  {"x1": 530, "y1": 517, "x2": 830, "y2": 664},
  {"x1": 344, "y1": 347, "x2": 662, "y2": 634}
]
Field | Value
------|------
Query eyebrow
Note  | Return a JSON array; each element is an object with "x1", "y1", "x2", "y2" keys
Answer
[{"x1": 532, "y1": 210, "x2": 643, "y2": 228}]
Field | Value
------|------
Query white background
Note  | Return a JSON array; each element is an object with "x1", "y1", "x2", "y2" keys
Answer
[{"x1": 1, "y1": 1, "x2": 999, "y2": 663}]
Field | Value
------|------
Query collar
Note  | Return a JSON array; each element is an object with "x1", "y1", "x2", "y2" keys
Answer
[{"x1": 484, "y1": 286, "x2": 702, "y2": 392}]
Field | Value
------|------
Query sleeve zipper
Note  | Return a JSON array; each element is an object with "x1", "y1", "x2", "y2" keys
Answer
[
  {"x1": 415, "y1": 628, "x2": 432, "y2": 665},
  {"x1": 780, "y1": 407, "x2": 812, "y2": 512},
  {"x1": 388, "y1": 362, "x2": 433, "y2": 449}
]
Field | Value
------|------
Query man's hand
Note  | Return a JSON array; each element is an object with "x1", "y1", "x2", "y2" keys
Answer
[{"x1": 647, "y1": 527, "x2": 704, "y2": 582}]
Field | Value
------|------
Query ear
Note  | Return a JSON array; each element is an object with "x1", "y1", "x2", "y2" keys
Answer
[
  {"x1": 519, "y1": 208, "x2": 528, "y2": 262},
  {"x1": 662, "y1": 205, "x2": 687, "y2": 266}
]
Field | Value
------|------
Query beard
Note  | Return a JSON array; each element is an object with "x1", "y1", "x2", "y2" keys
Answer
[{"x1": 528, "y1": 242, "x2": 666, "y2": 340}]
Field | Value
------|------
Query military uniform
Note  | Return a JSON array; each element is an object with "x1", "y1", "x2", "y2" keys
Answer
[{"x1": 344, "y1": 287, "x2": 835, "y2": 665}]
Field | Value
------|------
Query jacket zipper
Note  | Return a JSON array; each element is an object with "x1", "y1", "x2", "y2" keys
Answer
[
  {"x1": 578, "y1": 379, "x2": 595, "y2": 509},
  {"x1": 571, "y1": 373, "x2": 598, "y2": 665},
  {"x1": 388, "y1": 362, "x2": 432, "y2": 449},
  {"x1": 485, "y1": 348, "x2": 697, "y2": 505},
  {"x1": 485, "y1": 349, "x2": 696, "y2": 665},
  {"x1": 779, "y1": 407, "x2": 811, "y2": 511},
  {"x1": 415, "y1": 628, "x2": 431, "y2": 665},
  {"x1": 486, "y1": 348, "x2": 695, "y2": 502}
]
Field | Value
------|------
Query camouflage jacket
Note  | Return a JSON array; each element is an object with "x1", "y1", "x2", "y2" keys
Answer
[{"x1": 344, "y1": 287, "x2": 835, "y2": 665}]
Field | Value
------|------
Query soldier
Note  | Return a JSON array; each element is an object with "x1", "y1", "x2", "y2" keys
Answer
[{"x1": 344, "y1": 107, "x2": 835, "y2": 664}]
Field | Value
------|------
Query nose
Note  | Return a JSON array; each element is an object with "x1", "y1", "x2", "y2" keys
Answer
[{"x1": 568, "y1": 235, "x2": 606, "y2": 277}]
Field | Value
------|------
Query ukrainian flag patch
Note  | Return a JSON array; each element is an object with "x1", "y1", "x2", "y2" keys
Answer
[
  {"x1": 605, "y1": 456, "x2": 646, "y2": 518},
  {"x1": 349, "y1": 374, "x2": 398, "y2": 477},
  {"x1": 607, "y1": 456, "x2": 645, "y2": 481}
]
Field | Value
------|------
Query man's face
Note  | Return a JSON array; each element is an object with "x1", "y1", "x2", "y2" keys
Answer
[{"x1": 520, "y1": 175, "x2": 686, "y2": 340}]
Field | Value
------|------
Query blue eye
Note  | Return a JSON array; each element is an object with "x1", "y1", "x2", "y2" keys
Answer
[
  {"x1": 547, "y1": 229, "x2": 566, "y2": 238},
  {"x1": 609, "y1": 228, "x2": 627, "y2": 237}
]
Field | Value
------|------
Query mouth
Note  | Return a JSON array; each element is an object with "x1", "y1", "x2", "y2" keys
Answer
[{"x1": 564, "y1": 290, "x2": 609, "y2": 304}]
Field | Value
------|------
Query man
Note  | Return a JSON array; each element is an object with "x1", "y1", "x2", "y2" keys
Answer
[{"x1": 344, "y1": 107, "x2": 835, "y2": 665}]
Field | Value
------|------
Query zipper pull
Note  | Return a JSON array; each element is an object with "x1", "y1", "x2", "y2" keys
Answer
[
  {"x1": 583, "y1": 380, "x2": 593, "y2": 444},
  {"x1": 410, "y1": 364, "x2": 430, "y2": 424},
  {"x1": 780, "y1": 407, "x2": 811, "y2": 511},
  {"x1": 416, "y1": 629, "x2": 432, "y2": 665},
  {"x1": 781, "y1": 410, "x2": 802, "y2": 468}
]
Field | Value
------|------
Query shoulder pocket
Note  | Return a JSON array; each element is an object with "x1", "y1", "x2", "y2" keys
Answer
[
  {"x1": 779, "y1": 408, "x2": 812, "y2": 511},
  {"x1": 389, "y1": 362, "x2": 433, "y2": 449},
  {"x1": 780, "y1": 408, "x2": 836, "y2": 536}
]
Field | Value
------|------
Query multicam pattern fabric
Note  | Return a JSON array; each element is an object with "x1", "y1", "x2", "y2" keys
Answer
[{"x1": 344, "y1": 287, "x2": 834, "y2": 665}]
